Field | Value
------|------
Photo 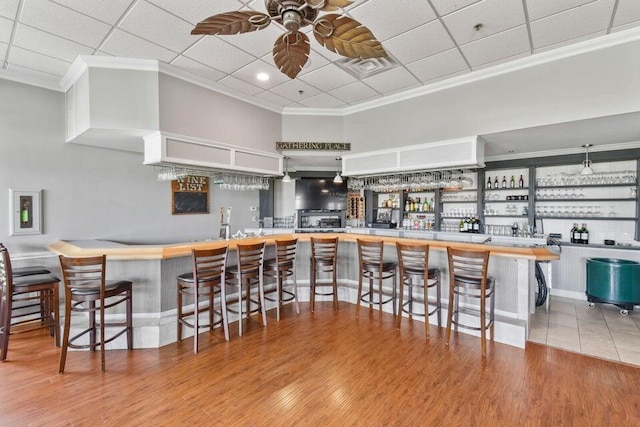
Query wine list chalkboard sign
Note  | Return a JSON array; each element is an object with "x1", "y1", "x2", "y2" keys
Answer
[{"x1": 172, "y1": 176, "x2": 209, "y2": 215}]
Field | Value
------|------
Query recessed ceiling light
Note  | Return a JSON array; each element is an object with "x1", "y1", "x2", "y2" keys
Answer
[{"x1": 256, "y1": 72, "x2": 270, "y2": 81}]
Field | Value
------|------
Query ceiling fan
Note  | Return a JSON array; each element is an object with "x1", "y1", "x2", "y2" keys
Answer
[{"x1": 191, "y1": 0, "x2": 387, "y2": 79}]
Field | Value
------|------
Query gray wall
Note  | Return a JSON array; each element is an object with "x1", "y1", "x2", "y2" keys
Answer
[{"x1": 0, "y1": 79, "x2": 259, "y2": 255}]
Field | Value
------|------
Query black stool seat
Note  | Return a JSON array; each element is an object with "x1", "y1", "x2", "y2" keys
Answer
[
  {"x1": 12, "y1": 266, "x2": 51, "y2": 277},
  {"x1": 11, "y1": 273, "x2": 60, "y2": 288},
  {"x1": 67, "y1": 279, "x2": 132, "y2": 296},
  {"x1": 361, "y1": 261, "x2": 397, "y2": 272}
]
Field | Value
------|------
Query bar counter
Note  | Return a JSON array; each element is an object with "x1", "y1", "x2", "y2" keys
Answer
[{"x1": 47, "y1": 232, "x2": 560, "y2": 350}]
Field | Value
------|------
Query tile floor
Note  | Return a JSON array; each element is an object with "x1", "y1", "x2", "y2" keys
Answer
[{"x1": 529, "y1": 296, "x2": 640, "y2": 367}]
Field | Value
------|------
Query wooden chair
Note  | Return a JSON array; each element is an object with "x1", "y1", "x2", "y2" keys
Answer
[
  {"x1": 177, "y1": 247, "x2": 230, "y2": 353},
  {"x1": 396, "y1": 243, "x2": 441, "y2": 338},
  {"x1": 0, "y1": 243, "x2": 60, "y2": 361},
  {"x1": 356, "y1": 239, "x2": 397, "y2": 319},
  {"x1": 310, "y1": 237, "x2": 339, "y2": 312},
  {"x1": 58, "y1": 255, "x2": 133, "y2": 373},
  {"x1": 263, "y1": 238, "x2": 300, "y2": 321},
  {"x1": 226, "y1": 243, "x2": 267, "y2": 337},
  {"x1": 445, "y1": 247, "x2": 495, "y2": 357}
]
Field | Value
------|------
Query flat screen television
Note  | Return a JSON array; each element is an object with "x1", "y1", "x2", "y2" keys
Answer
[{"x1": 295, "y1": 178, "x2": 347, "y2": 211}]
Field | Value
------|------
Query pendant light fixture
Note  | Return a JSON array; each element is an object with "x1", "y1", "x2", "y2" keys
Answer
[
  {"x1": 282, "y1": 156, "x2": 291, "y2": 183},
  {"x1": 580, "y1": 144, "x2": 594, "y2": 175},
  {"x1": 333, "y1": 157, "x2": 343, "y2": 184}
]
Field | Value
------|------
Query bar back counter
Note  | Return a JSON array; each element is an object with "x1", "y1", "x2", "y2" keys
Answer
[{"x1": 47, "y1": 230, "x2": 559, "y2": 350}]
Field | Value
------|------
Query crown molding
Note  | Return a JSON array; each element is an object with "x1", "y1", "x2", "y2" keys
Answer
[
  {"x1": 0, "y1": 67, "x2": 61, "y2": 92},
  {"x1": 60, "y1": 56, "x2": 159, "y2": 92}
]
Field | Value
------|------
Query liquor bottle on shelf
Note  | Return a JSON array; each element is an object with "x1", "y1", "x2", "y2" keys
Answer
[
  {"x1": 487, "y1": 176, "x2": 492, "y2": 189},
  {"x1": 423, "y1": 199, "x2": 428, "y2": 213},
  {"x1": 510, "y1": 175, "x2": 515, "y2": 188},
  {"x1": 430, "y1": 198, "x2": 434, "y2": 212},
  {"x1": 502, "y1": 176, "x2": 507, "y2": 188},
  {"x1": 405, "y1": 198, "x2": 410, "y2": 213},
  {"x1": 518, "y1": 174, "x2": 525, "y2": 188},
  {"x1": 581, "y1": 223, "x2": 589, "y2": 245},
  {"x1": 472, "y1": 216, "x2": 480, "y2": 233},
  {"x1": 494, "y1": 176, "x2": 499, "y2": 188},
  {"x1": 570, "y1": 223, "x2": 578, "y2": 243},
  {"x1": 459, "y1": 218, "x2": 465, "y2": 232}
]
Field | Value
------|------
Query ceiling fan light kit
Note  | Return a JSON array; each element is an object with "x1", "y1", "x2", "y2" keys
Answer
[{"x1": 192, "y1": 0, "x2": 387, "y2": 79}]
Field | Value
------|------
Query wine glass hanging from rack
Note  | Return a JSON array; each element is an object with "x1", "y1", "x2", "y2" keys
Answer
[
  {"x1": 347, "y1": 170, "x2": 474, "y2": 192},
  {"x1": 155, "y1": 165, "x2": 270, "y2": 191}
]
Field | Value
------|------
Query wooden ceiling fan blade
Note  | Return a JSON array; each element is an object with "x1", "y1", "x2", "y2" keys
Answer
[
  {"x1": 273, "y1": 32, "x2": 311, "y2": 79},
  {"x1": 313, "y1": 14, "x2": 387, "y2": 59},
  {"x1": 191, "y1": 11, "x2": 271, "y2": 35},
  {"x1": 305, "y1": 0, "x2": 354, "y2": 11}
]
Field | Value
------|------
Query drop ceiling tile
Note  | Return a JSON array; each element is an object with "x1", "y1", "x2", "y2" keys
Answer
[
  {"x1": 50, "y1": 0, "x2": 133, "y2": 25},
  {"x1": 8, "y1": 46, "x2": 70, "y2": 76},
  {"x1": 443, "y1": 0, "x2": 526, "y2": 45},
  {"x1": 328, "y1": 81, "x2": 380, "y2": 104},
  {"x1": 0, "y1": 0, "x2": 19, "y2": 20},
  {"x1": 119, "y1": 1, "x2": 195, "y2": 53},
  {"x1": 232, "y1": 59, "x2": 290, "y2": 90},
  {"x1": 269, "y1": 79, "x2": 322, "y2": 101},
  {"x1": 362, "y1": 66, "x2": 421, "y2": 94},
  {"x1": 20, "y1": 0, "x2": 112, "y2": 48},
  {"x1": 384, "y1": 20, "x2": 454, "y2": 65},
  {"x1": 298, "y1": 93, "x2": 345, "y2": 109},
  {"x1": 348, "y1": 0, "x2": 437, "y2": 41},
  {"x1": 254, "y1": 90, "x2": 295, "y2": 107},
  {"x1": 0, "y1": 16, "x2": 12, "y2": 43},
  {"x1": 220, "y1": 24, "x2": 283, "y2": 58},
  {"x1": 613, "y1": 0, "x2": 640, "y2": 27},
  {"x1": 430, "y1": 0, "x2": 482, "y2": 16},
  {"x1": 298, "y1": 64, "x2": 358, "y2": 92},
  {"x1": 535, "y1": 30, "x2": 606, "y2": 54},
  {"x1": 14, "y1": 24, "x2": 94, "y2": 62},
  {"x1": 526, "y1": 0, "x2": 595, "y2": 21},
  {"x1": 217, "y1": 74, "x2": 263, "y2": 95},
  {"x1": 461, "y1": 25, "x2": 530, "y2": 68},
  {"x1": 611, "y1": 20, "x2": 640, "y2": 33},
  {"x1": 530, "y1": 0, "x2": 616, "y2": 49},
  {"x1": 95, "y1": 50, "x2": 114, "y2": 57},
  {"x1": 148, "y1": 0, "x2": 244, "y2": 25},
  {"x1": 183, "y1": 36, "x2": 255, "y2": 74},
  {"x1": 101, "y1": 29, "x2": 177, "y2": 62},
  {"x1": 405, "y1": 48, "x2": 469, "y2": 83},
  {"x1": 169, "y1": 55, "x2": 226, "y2": 81},
  {"x1": 0, "y1": 41, "x2": 7, "y2": 59}
]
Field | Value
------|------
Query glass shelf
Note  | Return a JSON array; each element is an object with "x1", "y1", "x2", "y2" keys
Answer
[
  {"x1": 441, "y1": 200, "x2": 477, "y2": 204},
  {"x1": 485, "y1": 215, "x2": 529, "y2": 218},
  {"x1": 536, "y1": 198, "x2": 636, "y2": 202},
  {"x1": 535, "y1": 183, "x2": 635, "y2": 189},
  {"x1": 483, "y1": 200, "x2": 529, "y2": 203},
  {"x1": 484, "y1": 187, "x2": 529, "y2": 191},
  {"x1": 535, "y1": 216, "x2": 636, "y2": 221}
]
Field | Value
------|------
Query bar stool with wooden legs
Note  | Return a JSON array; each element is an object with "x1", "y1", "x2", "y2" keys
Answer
[
  {"x1": 263, "y1": 238, "x2": 300, "y2": 321},
  {"x1": 226, "y1": 243, "x2": 267, "y2": 337},
  {"x1": 356, "y1": 239, "x2": 396, "y2": 319},
  {"x1": 310, "y1": 237, "x2": 339, "y2": 312},
  {"x1": 445, "y1": 247, "x2": 495, "y2": 357},
  {"x1": 395, "y1": 242, "x2": 441, "y2": 338},
  {"x1": 0, "y1": 244, "x2": 60, "y2": 361},
  {"x1": 177, "y1": 247, "x2": 230, "y2": 354},
  {"x1": 58, "y1": 255, "x2": 133, "y2": 373}
]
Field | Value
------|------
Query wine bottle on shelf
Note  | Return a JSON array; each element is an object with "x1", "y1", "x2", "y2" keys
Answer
[
  {"x1": 459, "y1": 218, "x2": 464, "y2": 233},
  {"x1": 502, "y1": 176, "x2": 507, "y2": 188},
  {"x1": 405, "y1": 198, "x2": 410, "y2": 213},
  {"x1": 518, "y1": 174, "x2": 524, "y2": 188},
  {"x1": 487, "y1": 176, "x2": 492, "y2": 189},
  {"x1": 581, "y1": 223, "x2": 589, "y2": 244},
  {"x1": 473, "y1": 216, "x2": 480, "y2": 233},
  {"x1": 430, "y1": 198, "x2": 434, "y2": 212},
  {"x1": 423, "y1": 199, "x2": 428, "y2": 213},
  {"x1": 570, "y1": 223, "x2": 577, "y2": 243},
  {"x1": 494, "y1": 177, "x2": 499, "y2": 188},
  {"x1": 510, "y1": 175, "x2": 515, "y2": 188}
]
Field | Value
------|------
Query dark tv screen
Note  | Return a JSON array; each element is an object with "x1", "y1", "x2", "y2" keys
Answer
[{"x1": 295, "y1": 179, "x2": 347, "y2": 210}]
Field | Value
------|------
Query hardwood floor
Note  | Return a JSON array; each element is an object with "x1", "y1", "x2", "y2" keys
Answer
[{"x1": 1, "y1": 302, "x2": 640, "y2": 426}]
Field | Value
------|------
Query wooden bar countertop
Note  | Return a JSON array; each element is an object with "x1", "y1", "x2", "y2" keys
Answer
[{"x1": 47, "y1": 233, "x2": 560, "y2": 262}]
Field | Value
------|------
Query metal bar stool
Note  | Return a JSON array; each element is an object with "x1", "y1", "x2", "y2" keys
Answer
[
  {"x1": 356, "y1": 239, "x2": 396, "y2": 319},
  {"x1": 58, "y1": 255, "x2": 133, "y2": 373},
  {"x1": 396, "y1": 242, "x2": 442, "y2": 338},
  {"x1": 177, "y1": 247, "x2": 230, "y2": 354},
  {"x1": 226, "y1": 243, "x2": 267, "y2": 337},
  {"x1": 445, "y1": 247, "x2": 495, "y2": 357},
  {"x1": 0, "y1": 244, "x2": 60, "y2": 361},
  {"x1": 310, "y1": 237, "x2": 339, "y2": 312},
  {"x1": 263, "y1": 238, "x2": 300, "y2": 321}
]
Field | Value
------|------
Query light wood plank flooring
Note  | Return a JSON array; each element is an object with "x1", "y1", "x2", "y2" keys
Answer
[{"x1": 1, "y1": 303, "x2": 639, "y2": 426}]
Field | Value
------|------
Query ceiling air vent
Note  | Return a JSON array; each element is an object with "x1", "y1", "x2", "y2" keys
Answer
[{"x1": 335, "y1": 53, "x2": 401, "y2": 80}]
